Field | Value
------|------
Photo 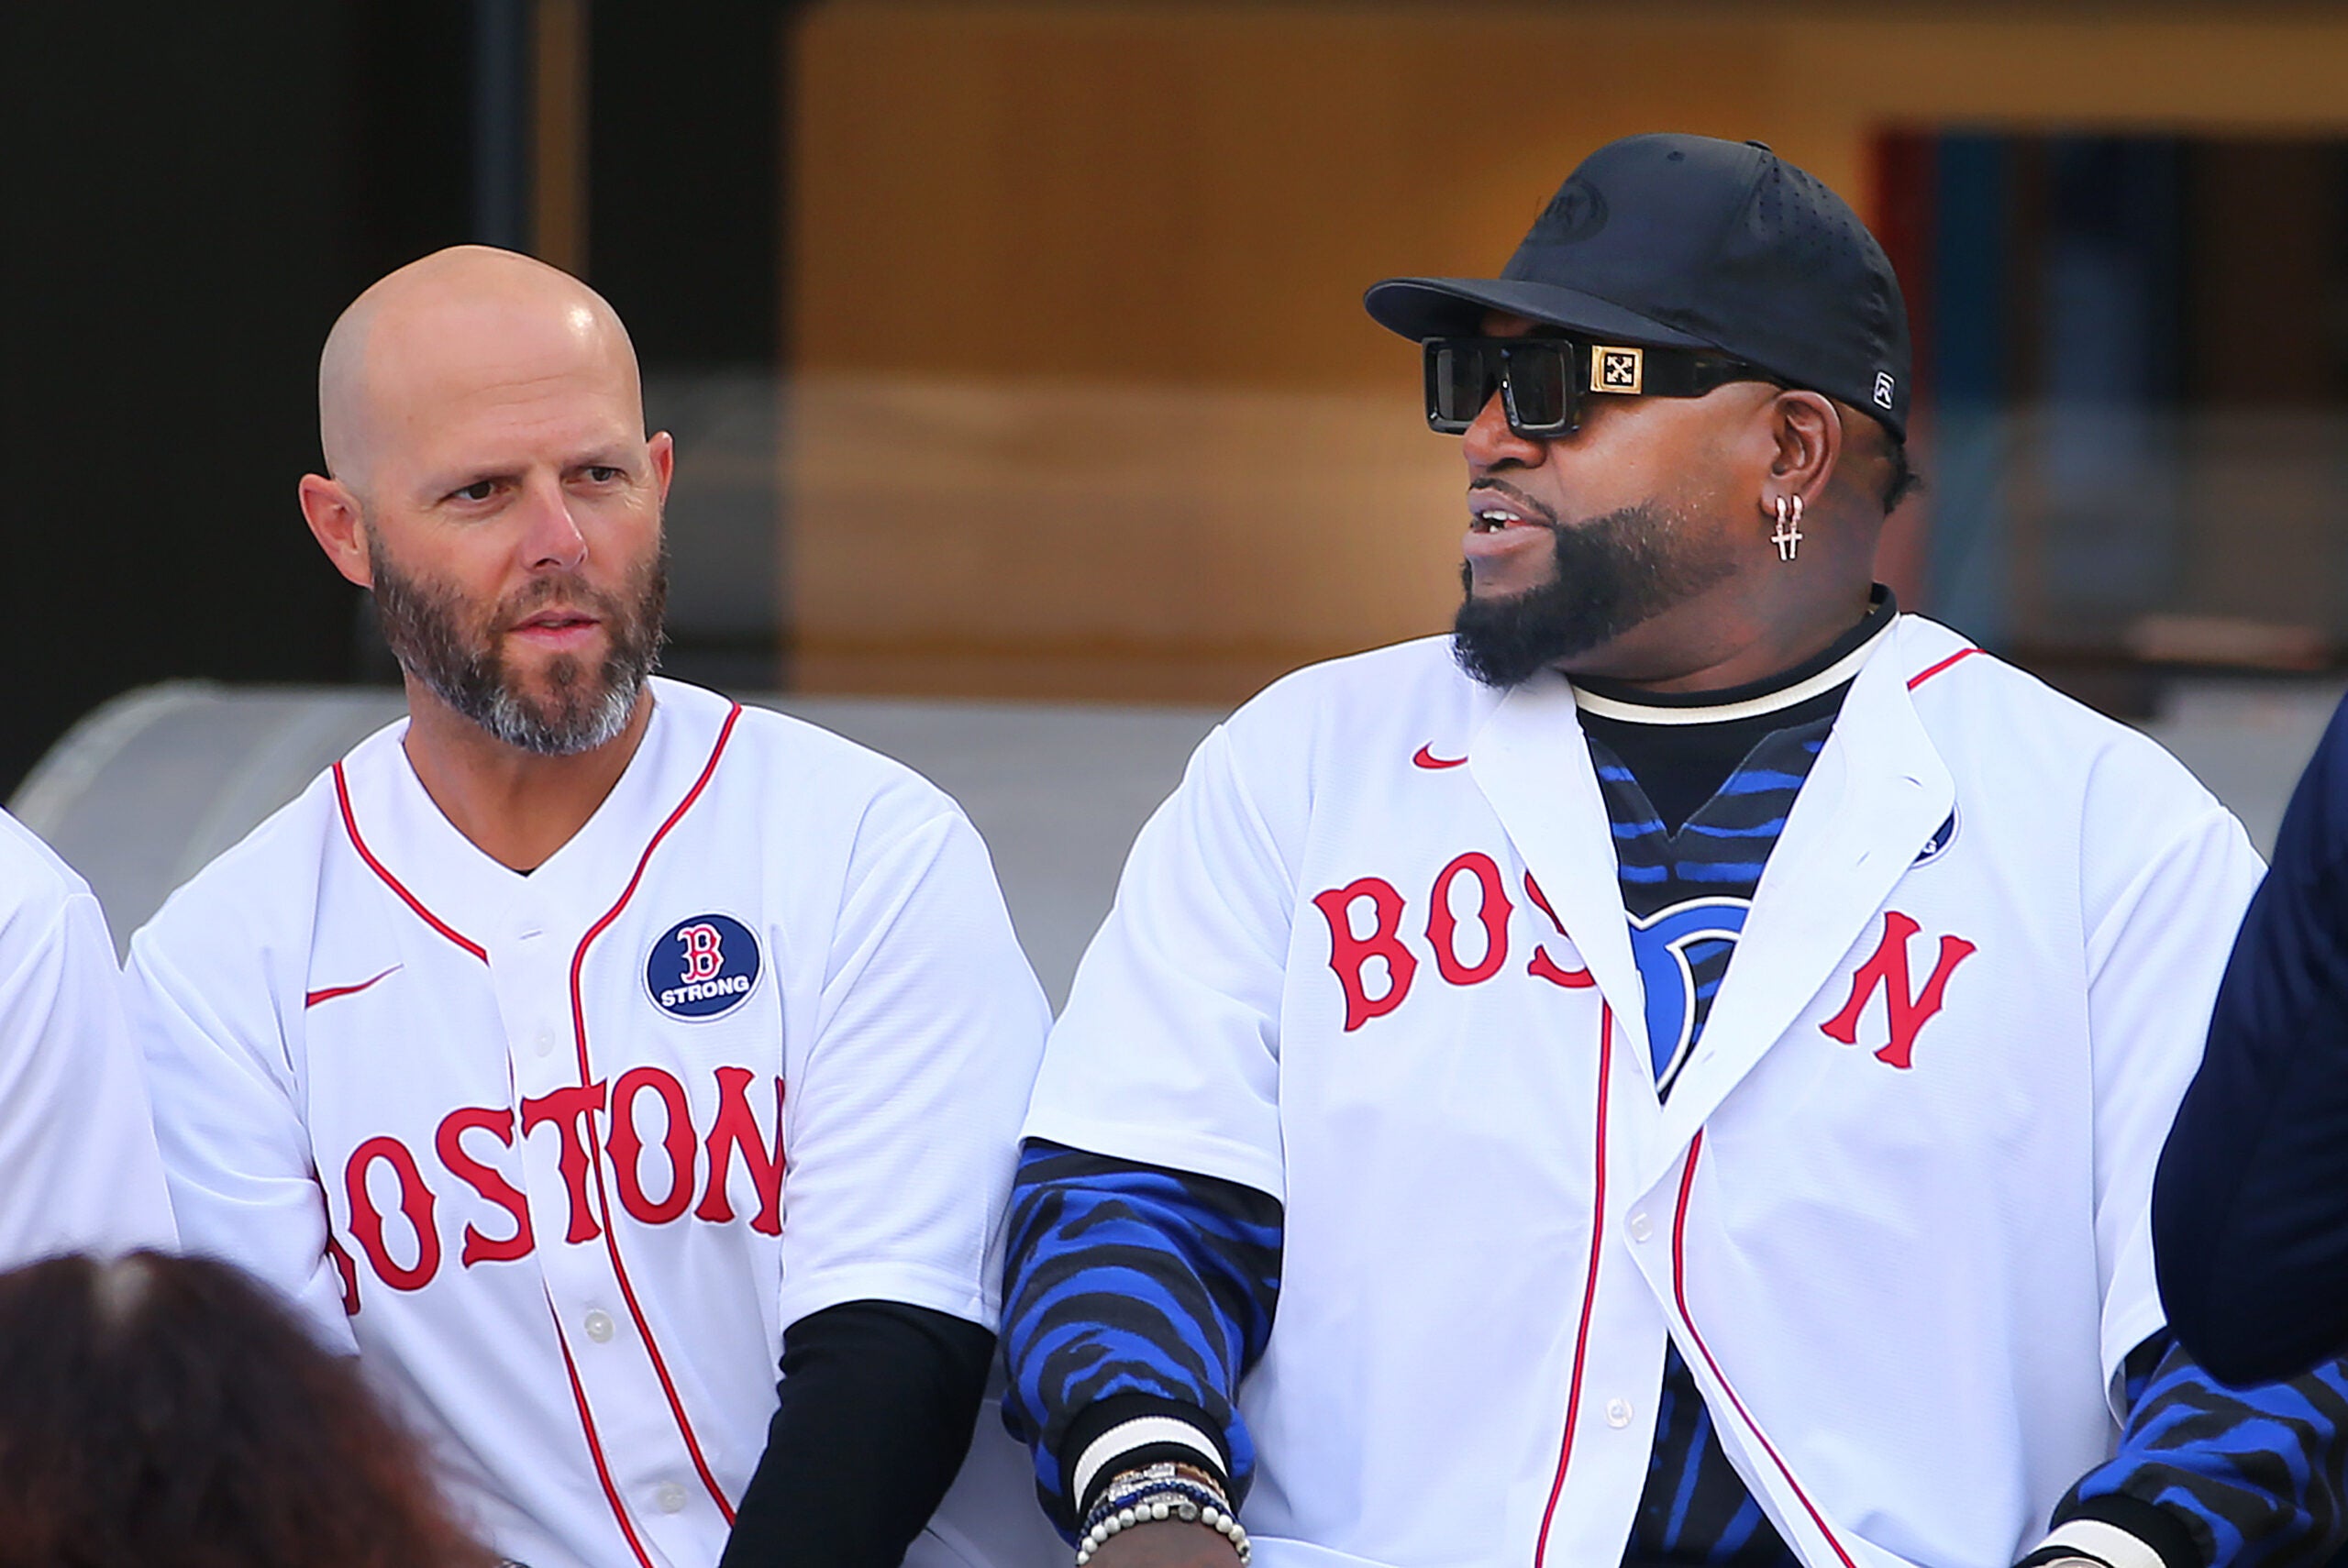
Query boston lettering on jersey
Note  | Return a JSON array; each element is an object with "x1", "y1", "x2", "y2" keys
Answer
[
  {"x1": 1312, "y1": 853, "x2": 1975, "y2": 1071},
  {"x1": 1312, "y1": 858, "x2": 1593, "y2": 1031},
  {"x1": 334, "y1": 1063, "x2": 786, "y2": 1308}
]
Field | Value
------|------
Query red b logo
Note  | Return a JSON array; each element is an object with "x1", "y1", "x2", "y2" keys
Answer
[{"x1": 679, "y1": 922, "x2": 725, "y2": 984}]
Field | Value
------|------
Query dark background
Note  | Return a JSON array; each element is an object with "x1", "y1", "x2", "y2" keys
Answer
[{"x1": 0, "y1": 1, "x2": 794, "y2": 794}]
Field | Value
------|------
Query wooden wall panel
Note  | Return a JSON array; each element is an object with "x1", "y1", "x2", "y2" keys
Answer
[{"x1": 786, "y1": 2, "x2": 2348, "y2": 701}]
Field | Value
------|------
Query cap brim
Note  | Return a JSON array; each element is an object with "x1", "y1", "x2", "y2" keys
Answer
[{"x1": 1363, "y1": 276, "x2": 1715, "y2": 350}]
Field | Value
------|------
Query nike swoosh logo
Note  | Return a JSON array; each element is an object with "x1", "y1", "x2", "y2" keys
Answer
[
  {"x1": 1412, "y1": 744, "x2": 1468, "y2": 770},
  {"x1": 305, "y1": 966, "x2": 402, "y2": 1010}
]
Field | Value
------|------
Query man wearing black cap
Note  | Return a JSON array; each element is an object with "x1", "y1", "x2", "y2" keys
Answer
[{"x1": 995, "y1": 135, "x2": 2348, "y2": 1568}]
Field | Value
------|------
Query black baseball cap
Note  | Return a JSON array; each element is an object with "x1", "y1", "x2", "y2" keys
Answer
[{"x1": 1364, "y1": 133, "x2": 1912, "y2": 442}]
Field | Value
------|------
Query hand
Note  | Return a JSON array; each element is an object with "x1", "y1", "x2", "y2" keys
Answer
[{"x1": 1085, "y1": 1517, "x2": 1246, "y2": 1567}]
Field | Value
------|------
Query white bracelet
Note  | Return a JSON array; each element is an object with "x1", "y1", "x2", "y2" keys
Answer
[
  {"x1": 1072, "y1": 1473, "x2": 1250, "y2": 1566},
  {"x1": 1073, "y1": 1496, "x2": 1250, "y2": 1566}
]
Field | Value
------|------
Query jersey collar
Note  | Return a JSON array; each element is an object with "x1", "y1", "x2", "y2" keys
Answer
[{"x1": 1567, "y1": 587, "x2": 1898, "y2": 727}]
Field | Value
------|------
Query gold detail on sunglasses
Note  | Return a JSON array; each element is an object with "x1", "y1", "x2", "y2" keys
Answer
[{"x1": 1593, "y1": 347, "x2": 1645, "y2": 394}]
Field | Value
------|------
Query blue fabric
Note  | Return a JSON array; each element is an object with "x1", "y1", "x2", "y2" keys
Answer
[
  {"x1": 998, "y1": 1143, "x2": 1280, "y2": 1533},
  {"x1": 2064, "y1": 1332, "x2": 2348, "y2": 1568},
  {"x1": 2156, "y1": 695, "x2": 2348, "y2": 1386}
]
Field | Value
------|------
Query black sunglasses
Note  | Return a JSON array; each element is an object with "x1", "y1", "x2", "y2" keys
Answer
[{"x1": 1421, "y1": 336, "x2": 1776, "y2": 438}]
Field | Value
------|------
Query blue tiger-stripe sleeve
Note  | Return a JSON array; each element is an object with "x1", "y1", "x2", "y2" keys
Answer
[
  {"x1": 2057, "y1": 1332, "x2": 2348, "y2": 1568},
  {"x1": 1000, "y1": 1139, "x2": 1283, "y2": 1532}
]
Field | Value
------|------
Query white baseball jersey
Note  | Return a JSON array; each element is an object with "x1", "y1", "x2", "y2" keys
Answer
[
  {"x1": 1024, "y1": 616, "x2": 2264, "y2": 1568},
  {"x1": 127, "y1": 677, "x2": 1058, "y2": 1568},
  {"x1": 0, "y1": 808, "x2": 175, "y2": 1262}
]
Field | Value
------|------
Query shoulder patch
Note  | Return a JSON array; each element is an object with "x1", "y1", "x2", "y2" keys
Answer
[{"x1": 646, "y1": 913, "x2": 762, "y2": 1021}]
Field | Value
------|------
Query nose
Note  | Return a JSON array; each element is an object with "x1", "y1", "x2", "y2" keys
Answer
[
  {"x1": 515, "y1": 474, "x2": 588, "y2": 572},
  {"x1": 1459, "y1": 389, "x2": 1546, "y2": 474}
]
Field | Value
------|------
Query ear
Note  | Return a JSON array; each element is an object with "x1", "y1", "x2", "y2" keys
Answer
[
  {"x1": 298, "y1": 473, "x2": 373, "y2": 589},
  {"x1": 648, "y1": 431, "x2": 676, "y2": 504},
  {"x1": 1756, "y1": 390, "x2": 1842, "y2": 519}
]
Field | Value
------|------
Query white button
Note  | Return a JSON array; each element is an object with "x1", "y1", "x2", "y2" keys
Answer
[
  {"x1": 655, "y1": 1482, "x2": 688, "y2": 1514},
  {"x1": 1627, "y1": 1212, "x2": 1653, "y2": 1242},
  {"x1": 584, "y1": 1309, "x2": 615, "y2": 1343},
  {"x1": 1605, "y1": 1397, "x2": 1633, "y2": 1428},
  {"x1": 535, "y1": 1026, "x2": 557, "y2": 1057}
]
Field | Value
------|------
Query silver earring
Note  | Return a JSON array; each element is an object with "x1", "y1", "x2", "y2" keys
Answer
[{"x1": 1771, "y1": 494, "x2": 1804, "y2": 562}]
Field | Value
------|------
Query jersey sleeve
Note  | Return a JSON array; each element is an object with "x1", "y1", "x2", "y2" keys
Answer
[
  {"x1": 2084, "y1": 791, "x2": 2267, "y2": 1392},
  {"x1": 2154, "y1": 697, "x2": 2348, "y2": 1386},
  {"x1": 126, "y1": 924, "x2": 354, "y2": 1351},
  {"x1": 773, "y1": 801, "x2": 1050, "y2": 1333},
  {"x1": 0, "y1": 885, "x2": 175, "y2": 1263},
  {"x1": 1019, "y1": 721, "x2": 1295, "y2": 1199}
]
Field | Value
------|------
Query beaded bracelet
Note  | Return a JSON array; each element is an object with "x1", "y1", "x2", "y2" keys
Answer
[
  {"x1": 1091, "y1": 1461, "x2": 1223, "y2": 1512},
  {"x1": 1074, "y1": 1465, "x2": 1250, "y2": 1565}
]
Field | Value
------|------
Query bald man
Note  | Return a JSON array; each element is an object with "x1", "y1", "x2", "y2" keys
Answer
[{"x1": 125, "y1": 248, "x2": 1059, "y2": 1568}]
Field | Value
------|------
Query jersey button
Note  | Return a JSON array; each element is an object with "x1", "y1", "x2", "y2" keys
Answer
[
  {"x1": 584, "y1": 1309, "x2": 615, "y2": 1343},
  {"x1": 534, "y1": 1026, "x2": 557, "y2": 1057},
  {"x1": 1627, "y1": 1212, "x2": 1653, "y2": 1242},
  {"x1": 1605, "y1": 1397, "x2": 1633, "y2": 1428},
  {"x1": 655, "y1": 1482, "x2": 689, "y2": 1514}
]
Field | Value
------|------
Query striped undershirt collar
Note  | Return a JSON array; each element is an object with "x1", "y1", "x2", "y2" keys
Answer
[{"x1": 1570, "y1": 617, "x2": 1896, "y2": 727}]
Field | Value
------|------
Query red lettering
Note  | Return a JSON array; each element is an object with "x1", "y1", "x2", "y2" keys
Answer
[
  {"x1": 696, "y1": 1067, "x2": 786, "y2": 1235},
  {"x1": 521, "y1": 1081, "x2": 609, "y2": 1243},
  {"x1": 435, "y1": 1106, "x2": 535, "y2": 1266},
  {"x1": 1426, "y1": 853, "x2": 1512, "y2": 986},
  {"x1": 344, "y1": 1135, "x2": 441, "y2": 1292},
  {"x1": 325, "y1": 1233, "x2": 360, "y2": 1317},
  {"x1": 1819, "y1": 911, "x2": 1978, "y2": 1070},
  {"x1": 1312, "y1": 878, "x2": 1419, "y2": 1030},
  {"x1": 1523, "y1": 872, "x2": 1595, "y2": 988},
  {"x1": 610, "y1": 1066, "x2": 697, "y2": 1225}
]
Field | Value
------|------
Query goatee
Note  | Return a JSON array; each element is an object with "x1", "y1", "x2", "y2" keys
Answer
[
  {"x1": 369, "y1": 541, "x2": 669, "y2": 756},
  {"x1": 1452, "y1": 500, "x2": 1732, "y2": 689}
]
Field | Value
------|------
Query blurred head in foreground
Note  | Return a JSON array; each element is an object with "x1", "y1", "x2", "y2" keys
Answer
[{"x1": 0, "y1": 1251, "x2": 489, "y2": 1568}]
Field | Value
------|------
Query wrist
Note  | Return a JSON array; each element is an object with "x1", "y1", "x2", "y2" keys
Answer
[
  {"x1": 2032, "y1": 1495, "x2": 2199, "y2": 1568},
  {"x1": 1059, "y1": 1394, "x2": 1231, "y2": 1522},
  {"x1": 1075, "y1": 1461, "x2": 1249, "y2": 1567}
]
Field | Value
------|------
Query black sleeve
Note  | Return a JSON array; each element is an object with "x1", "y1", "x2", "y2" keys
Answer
[
  {"x1": 2154, "y1": 694, "x2": 2348, "y2": 1386},
  {"x1": 717, "y1": 1299, "x2": 994, "y2": 1568}
]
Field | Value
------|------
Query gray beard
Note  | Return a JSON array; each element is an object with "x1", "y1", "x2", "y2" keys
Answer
[{"x1": 367, "y1": 540, "x2": 668, "y2": 757}]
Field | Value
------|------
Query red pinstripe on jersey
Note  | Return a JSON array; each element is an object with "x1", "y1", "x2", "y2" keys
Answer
[
  {"x1": 333, "y1": 762, "x2": 488, "y2": 961},
  {"x1": 1907, "y1": 646, "x2": 1982, "y2": 690},
  {"x1": 566, "y1": 701, "x2": 747, "y2": 1524},
  {"x1": 1669, "y1": 1134, "x2": 1861, "y2": 1568},
  {"x1": 1533, "y1": 1005, "x2": 1614, "y2": 1568},
  {"x1": 550, "y1": 1289, "x2": 659, "y2": 1568}
]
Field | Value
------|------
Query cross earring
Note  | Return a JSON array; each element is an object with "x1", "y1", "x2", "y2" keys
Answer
[{"x1": 1771, "y1": 495, "x2": 1804, "y2": 561}]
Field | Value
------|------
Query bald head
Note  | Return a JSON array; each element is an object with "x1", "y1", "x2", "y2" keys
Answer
[{"x1": 318, "y1": 246, "x2": 643, "y2": 495}]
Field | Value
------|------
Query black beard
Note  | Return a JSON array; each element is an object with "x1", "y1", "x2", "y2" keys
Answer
[
  {"x1": 369, "y1": 540, "x2": 669, "y2": 756},
  {"x1": 1451, "y1": 500, "x2": 1733, "y2": 689}
]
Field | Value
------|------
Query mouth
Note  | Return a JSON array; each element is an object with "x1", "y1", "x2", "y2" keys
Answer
[
  {"x1": 1469, "y1": 502, "x2": 1537, "y2": 535},
  {"x1": 1466, "y1": 482, "x2": 1557, "y2": 536},
  {"x1": 504, "y1": 607, "x2": 604, "y2": 647},
  {"x1": 1463, "y1": 484, "x2": 1560, "y2": 573}
]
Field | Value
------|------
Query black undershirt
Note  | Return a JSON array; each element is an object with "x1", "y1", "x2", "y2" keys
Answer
[
  {"x1": 1573, "y1": 587, "x2": 1895, "y2": 834},
  {"x1": 718, "y1": 1299, "x2": 995, "y2": 1568}
]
